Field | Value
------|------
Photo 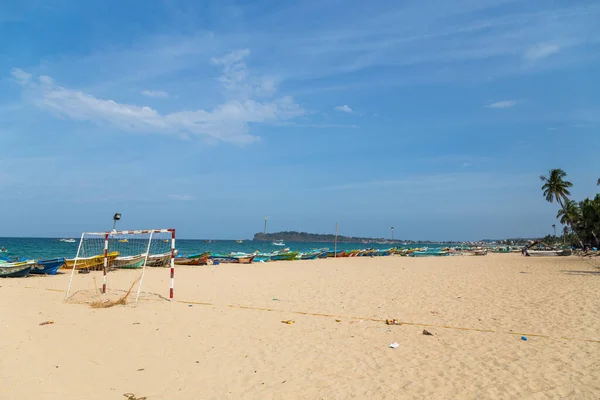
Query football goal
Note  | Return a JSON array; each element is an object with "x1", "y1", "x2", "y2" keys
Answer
[{"x1": 64, "y1": 229, "x2": 176, "y2": 306}]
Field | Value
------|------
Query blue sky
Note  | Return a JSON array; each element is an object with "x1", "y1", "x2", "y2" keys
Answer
[{"x1": 1, "y1": 0, "x2": 599, "y2": 240}]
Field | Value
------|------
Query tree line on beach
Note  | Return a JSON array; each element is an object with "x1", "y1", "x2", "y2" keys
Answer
[{"x1": 540, "y1": 169, "x2": 600, "y2": 248}]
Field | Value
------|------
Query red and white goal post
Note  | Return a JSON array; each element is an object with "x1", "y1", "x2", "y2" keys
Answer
[{"x1": 64, "y1": 228, "x2": 176, "y2": 304}]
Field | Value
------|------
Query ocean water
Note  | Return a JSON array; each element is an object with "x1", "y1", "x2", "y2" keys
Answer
[{"x1": 0, "y1": 237, "x2": 447, "y2": 260}]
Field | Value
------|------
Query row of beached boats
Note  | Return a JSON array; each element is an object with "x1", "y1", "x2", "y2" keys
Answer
[
  {"x1": 0, "y1": 258, "x2": 66, "y2": 278},
  {"x1": 0, "y1": 244, "x2": 574, "y2": 278},
  {"x1": 0, "y1": 251, "x2": 175, "y2": 278},
  {"x1": 174, "y1": 246, "x2": 499, "y2": 264}
]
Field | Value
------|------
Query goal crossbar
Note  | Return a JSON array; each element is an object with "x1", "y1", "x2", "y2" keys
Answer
[{"x1": 64, "y1": 228, "x2": 176, "y2": 304}]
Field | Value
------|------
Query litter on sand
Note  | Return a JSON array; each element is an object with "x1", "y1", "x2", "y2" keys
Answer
[
  {"x1": 388, "y1": 342, "x2": 399, "y2": 349},
  {"x1": 521, "y1": 336, "x2": 528, "y2": 341},
  {"x1": 123, "y1": 393, "x2": 147, "y2": 400},
  {"x1": 422, "y1": 330, "x2": 433, "y2": 336},
  {"x1": 39, "y1": 321, "x2": 54, "y2": 326},
  {"x1": 386, "y1": 319, "x2": 401, "y2": 325},
  {"x1": 281, "y1": 320, "x2": 295, "y2": 324}
]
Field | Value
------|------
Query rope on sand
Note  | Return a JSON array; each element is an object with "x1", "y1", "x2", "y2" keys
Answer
[{"x1": 178, "y1": 300, "x2": 600, "y2": 344}]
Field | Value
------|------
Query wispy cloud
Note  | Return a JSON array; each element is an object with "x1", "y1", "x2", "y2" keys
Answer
[
  {"x1": 524, "y1": 44, "x2": 560, "y2": 61},
  {"x1": 486, "y1": 100, "x2": 517, "y2": 109},
  {"x1": 10, "y1": 68, "x2": 31, "y2": 84},
  {"x1": 168, "y1": 194, "x2": 194, "y2": 201},
  {"x1": 141, "y1": 90, "x2": 169, "y2": 98},
  {"x1": 11, "y1": 51, "x2": 305, "y2": 145},
  {"x1": 334, "y1": 104, "x2": 353, "y2": 113}
]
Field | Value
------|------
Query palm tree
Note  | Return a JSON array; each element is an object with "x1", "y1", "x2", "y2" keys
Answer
[
  {"x1": 597, "y1": 178, "x2": 600, "y2": 186},
  {"x1": 556, "y1": 199, "x2": 581, "y2": 226},
  {"x1": 540, "y1": 169, "x2": 572, "y2": 208},
  {"x1": 541, "y1": 169, "x2": 583, "y2": 247}
]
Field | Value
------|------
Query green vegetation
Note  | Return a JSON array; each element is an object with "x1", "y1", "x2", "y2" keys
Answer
[{"x1": 540, "y1": 169, "x2": 600, "y2": 248}]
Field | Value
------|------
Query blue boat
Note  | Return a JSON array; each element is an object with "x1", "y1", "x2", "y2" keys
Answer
[{"x1": 31, "y1": 258, "x2": 65, "y2": 275}]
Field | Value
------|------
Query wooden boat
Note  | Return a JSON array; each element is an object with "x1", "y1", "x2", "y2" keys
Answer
[
  {"x1": 113, "y1": 254, "x2": 146, "y2": 269},
  {"x1": 0, "y1": 260, "x2": 35, "y2": 277},
  {"x1": 299, "y1": 252, "x2": 321, "y2": 260},
  {"x1": 64, "y1": 252, "x2": 119, "y2": 270},
  {"x1": 271, "y1": 251, "x2": 299, "y2": 261},
  {"x1": 31, "y1": 258, "x2": 65, "y2": 275},
  {"x1": 175, "y1": 253, "x2": 211, "y2": 266},
  {"x1": 233, "y1": 255, "x2": 255, "y2": 264},
  {"x1": 272, "y1": 240, "x2": 285, "y2": 246},
  {"x1": 527, "y1": 249, "x2": 571, "y2": 257},
  {"x1": 253, "y1": 254, "x2": 272, "y2": 262},
  {"x1": 473, "y1": 250, "x2": 488, "y2": 256},
  {"x1": 411, "y1": 251, "x2": 450, "y2": 257},
  {"x1": 146, "y1": 252, "x2": 173, "y2": 267}
]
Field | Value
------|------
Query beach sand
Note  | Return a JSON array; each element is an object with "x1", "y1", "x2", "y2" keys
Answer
[{"x1": 1, "y1": 254, "x2": 599, "y2": 399}]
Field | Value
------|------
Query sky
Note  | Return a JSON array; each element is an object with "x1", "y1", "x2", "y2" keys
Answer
[{"x1": 1, "y1": 0, "x2": 599, "y2": 240}]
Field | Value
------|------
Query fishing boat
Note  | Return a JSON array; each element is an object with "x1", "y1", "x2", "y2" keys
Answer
[
  {"x1": 118, "y1": 239, "x2": 129, "y2": 243},
  {"x1": 527, "y1": 249, "x2": 571, "y2": 257},
  {"x1": 59, "y1": 238, "x2": 76, "y2": 243},
  {"x1": 146, "y1": 251, "x2": 175, "y2": 267},
  {"x1": 113, "y1": 254, "x2": 147, "y2": 269},
  {"x1": 31, "y1": 258, "x2": 65, "y2": 275},
  {"x1": 235, "y1": 240, "x2": 244, "y2": 244},
  {"x1": 271, "y1": 251, "x2": 299, "y2": 261},
  {"x1": 64, "y1": 252, "x2": 119, "y2": 270},
  {"x1": 272, "y1": 240, "x2": 285, "y2": 246},
  {"x1": 232, "y1": 254, "x2": 255, "y2": 264},
  {"x1": 410, "y1": 250, "x2": 450, "y2": 257},
  {"x1": 473, "y1": 249, "x2": 488, "y2": 256},
  {"x1": 0, "y1": 260, "x2": 35, "y2": 277},
  {"x1": 298, "y1": 252, "x2": 320, "y2": 260},
  {"x1": 175, "y1": 252, "x2": 211, "y2": 266},
  {"x1": 253, "y1": 253, "x2": 272, "y2": 262}
]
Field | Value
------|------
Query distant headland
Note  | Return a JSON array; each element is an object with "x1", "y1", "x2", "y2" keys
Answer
[
  {"x1": 253, "y1": 231, "x2": 536, "y2": 245},
  {"x1": 254, "y1": 231, "x2": 453, "y2": 244}
]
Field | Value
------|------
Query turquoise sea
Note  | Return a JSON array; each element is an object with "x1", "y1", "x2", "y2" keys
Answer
[{"x1": 0, "y1": 237, "x2": 448, "y2": 260}]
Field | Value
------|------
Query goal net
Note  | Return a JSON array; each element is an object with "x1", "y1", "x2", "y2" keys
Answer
[{"x1": 64, "y1": 229, "x2": 176, "y2": 306}]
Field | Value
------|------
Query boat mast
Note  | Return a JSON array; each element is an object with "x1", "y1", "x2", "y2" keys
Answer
[{"x1": 334, "y1": 222, "x2": 338, "y2": 258}]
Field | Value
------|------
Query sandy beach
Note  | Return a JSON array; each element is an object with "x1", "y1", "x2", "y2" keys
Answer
[{"x1": 1, "y1": 254, "x2": 599, "y2": 399}]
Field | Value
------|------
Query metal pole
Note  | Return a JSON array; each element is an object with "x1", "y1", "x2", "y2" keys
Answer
[
  {"x1": 334, "y1": 222, "x2": 338, "y2": 258},
  {"x1": 262, "y1": 216, "x2": 268, "y2": 252}
]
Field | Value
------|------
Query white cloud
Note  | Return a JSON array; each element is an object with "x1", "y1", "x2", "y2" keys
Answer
[
  {"x1": 141, "y1": 90, "x2": 169, "y2": 98},
  {"x1": 168, "y1": 194, "x2": 194, "y2": 201},
  {"x1": 12, "y1": 50, "x2": 305, "y2": 145},
  {"x1": 524, "y1": 44, "x2": 560, "y2": 61},
  {"x1": 10, "y1": 68, "x2": 31, "y2": 84},
  {"x1": 486, "y1": 100, "x2": 516, "y2": 109},
  {"x1": 462, "y1": 162, "x2": 471, "y2": 168},
  {"x1": 334, "y1": 104, "x2": 353, "y2": 113}
]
